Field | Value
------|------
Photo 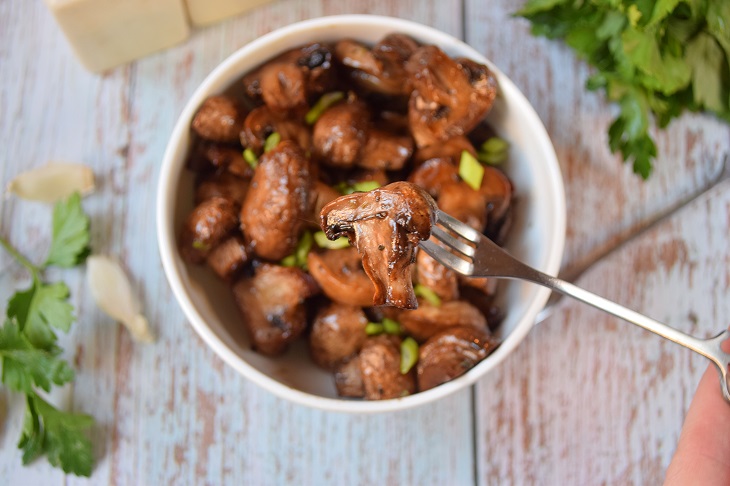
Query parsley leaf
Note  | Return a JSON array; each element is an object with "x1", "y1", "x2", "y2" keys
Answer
[
  {"x1": 517, "y1": 0, "x2": 730, "y2": 178},
  {"x1": 19, "y1": 393, "x2": 94, "y2": 477},
  {"x1": 0, "y1": 320, "x2": 74, "y2": 393},
  {"x1": 44, "y1": 192, "x2": 91, "y2": 268},
  {"x1": 7, "y1": 280, "x2": 74, "y2": 349},
  {"x1": 1, "y1": 192, "x2": 95, "y2": 476}
]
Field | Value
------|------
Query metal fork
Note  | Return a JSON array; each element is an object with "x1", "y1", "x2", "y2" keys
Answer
[{"x1": 419, "y1": 209, "x2": 730, "y2": 404}]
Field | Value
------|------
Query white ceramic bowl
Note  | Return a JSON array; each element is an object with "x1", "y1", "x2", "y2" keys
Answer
[{"x1": 157, "y1": 15, "x2": 565, "y2": 413}]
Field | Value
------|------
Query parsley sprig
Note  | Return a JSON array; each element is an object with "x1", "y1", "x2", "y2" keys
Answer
[
  {"x1": 517, "y1": 0, "x2": 730, "y2": 178},
  {"x1": 0, "y1": 192, "x2": 94, "y2": 476}
]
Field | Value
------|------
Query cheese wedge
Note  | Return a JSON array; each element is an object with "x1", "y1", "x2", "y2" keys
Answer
[
  {"x1": 44, "y1": 0, "x2": 190, "y2": 73},
  {"x1": 185, "y1": 0, "x2": 274, "y2": 26}
]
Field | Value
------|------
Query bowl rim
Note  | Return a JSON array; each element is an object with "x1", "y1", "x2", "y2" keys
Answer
[{"x1": 156, "y1": 14, "x2": 566, "y2": 413}]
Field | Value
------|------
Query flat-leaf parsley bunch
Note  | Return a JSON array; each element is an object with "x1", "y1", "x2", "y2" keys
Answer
[
  {"x1": 517, "y1": 0, "x2": 730, "y2": 178},
  {"x1": 0, "y1": 193, "x2": 94, "y2": 476}
]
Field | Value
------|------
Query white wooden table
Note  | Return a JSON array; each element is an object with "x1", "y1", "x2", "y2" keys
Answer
[{"x1": 1, "y1": 1, "x2": 728, "y2": 484}]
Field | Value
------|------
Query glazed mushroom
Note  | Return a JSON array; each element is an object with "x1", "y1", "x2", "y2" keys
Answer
[
  {"x1": 240, "y1": 106, "x2": 311, "y2": 153},
  {"x1": 334, "y1": 34, "x2": 419, "y2": 97},
  {"x1": 416, "y1": 325, "x2": 499, "y2": 391},
  {"x1": 306, "y1": 247, "x2": 376, "y2": 307},
  {"x1": 359, "y1": 335, "x2": 416, "y2": 399},
  {"x1": 412, "y1": 135, "x2": 477, "y2": 167},
  {"x1": 240, "y1": 140, "x2": 312, "y2": 260},
  {"x1": 179, "y1": 196, "x2": 239, "y2": 264},
  {"x1": 191, "y1": 95, "x2": 247, "y2": 143},
  {"x1": 312, "y1": 99, "x2": 370, "y2": 168},
  {"x1": 407, "y1": 158, "x2": 460, "y2": 198},
  {"x1": 358, "y1": 128, "x2": 414, "y2": 171},
  {"x1": 258, "y1": 62, "x2": 308, "y2": 113},
  {"x1": 189, "y1": 142, "x2": 253, "y2": 178},
  {"x1": 397, "y1": 299, "x2": 488, "y2": 342},
  {"x1": 205, "y1": 234, "x2": 248, "y2": 281},
  {"x1": 406, "y1": 45, "x2": 497, "y2": 147},
  {"x1": 415, "y1": 249, "x2": 459, "y2": 302},
  {"x1": 437, "y1": 182, "x2": 489, "y2": 231},
  {"x1": 194, "y1": 171, "x2": 250, "y2": 205},
  {"x1": 309, "y1": 302, "x2": 368, "y2": 370},
  {"x1": 334, "y1": 356, "x2": 365, "y2": 398},
  {"x1": 232, "y1": 263, "x2": 319, "y2": 356},
  {"x1": 320, "y1": 181, "x2": 437, "y2": 309},
  {"x1": 243, "y1": 43, "x2": 337, "y2": 103}
]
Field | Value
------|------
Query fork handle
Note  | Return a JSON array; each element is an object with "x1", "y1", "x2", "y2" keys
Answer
[{"x1": 514, "y1": 267, "x2": 729, "y2": 402}]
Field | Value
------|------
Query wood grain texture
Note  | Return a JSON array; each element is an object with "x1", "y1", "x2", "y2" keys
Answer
[
  {"x1": 1, "y1": 1, "x2": 475, "y2": 485},
  {"x1": 1, "y1": 0, "x2": 729, "y2": 484}
]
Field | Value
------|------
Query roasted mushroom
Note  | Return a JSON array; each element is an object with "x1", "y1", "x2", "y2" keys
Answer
[
  {"x1": 242, "y1": 43, "x2": 337, "y2": 104},
  {"x1": 191, "y1": 95, "x2": 247, "y2": 143},
  {"x1": 437, "y1": 182, "x2": 488, "y2": 231},
  {"x1": 334, "y1": 34, "x2": 419, "y2": 97},
  {"x1": 191, "y1": 142, "x2": 254, "y2": 178},
  {"x1": 416, "y1": 326, "x2": 499, "y2": 391},
  {"x1": 397, "y1": 299, "x2": 488, "y2": 342},
  {"x1": 312, "y1": 99, "x2": 370, "y2": 168},
  {"x1": 194, "y1": 171, "x2": 250, "y2": 205},
  {"x1": 309, "y1": 302, "x2": 368, "y2": 369},
  {"x1": 258, "y1": 62, "x2": 308, "y2": 113},
  {"x1": 307, "y1": 248, "x2": 375, "y2": 307},
  {"x1": 179, "y1": 196, "x2": 239, "y2": 264},
  {"x1": 334, "y1": 356, "x2": 365, "y2": 398},
  {"x1": 415, "y1": 250, "x2": 459, "y2": 302},
  {"x1": 206, "y1": 234, "x2": 248, "y2": 281},
  {"x1": 358, "y1": 128, "x2": 414, "y2": 171},
  {"x1": 240, "y1": 106, "x2": 311, "y2": 153},
  {"x1": 240, "y1": 140, "x2": 312, "y2": 260},
  {"x1": 321, "y1": 181, "x2": 437, "y2": 309},
  {"x1": 359, "y1": 335, "x2": 415, "y2": 399},
  {"x1": 406, "y1": 45, "x2": 497, "y2": 147},
  {"x1": 232, "y1": 263, "x2": 318, "y2": 355}
]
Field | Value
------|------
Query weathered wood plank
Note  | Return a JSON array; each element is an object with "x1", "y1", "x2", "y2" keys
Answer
[
  {"x1": 464, "y1": 1, "x2": 730, "y2": 484},
  {"x1": 472, "y1": 183, "x2": 730, "y2": 485},
  {"x1": 2, "y1": 0, "x2": 476, "y2": 484}
]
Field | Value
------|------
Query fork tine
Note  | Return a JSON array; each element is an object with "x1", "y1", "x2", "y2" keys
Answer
[
  {"x1": 435, "y1": 210, "x2": 481, "y2": 243},
  {"x1": 419, "y1": 239, "x2": 474, "y2": 276},
  {"x1": 431, "y1": 226, "x2": 476, "y2": 258}
]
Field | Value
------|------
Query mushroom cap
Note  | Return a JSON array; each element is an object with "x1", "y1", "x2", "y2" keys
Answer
[{"x1": 416, "y1": 325, "x2": 499, "y2": 391}]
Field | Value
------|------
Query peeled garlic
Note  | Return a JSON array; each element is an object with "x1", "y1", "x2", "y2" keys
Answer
[
  {"x1": 87, "y1": 255, "x2": 155, "y2": 343},
  {"x1": 6, "y1": 162, "x2": 95, "y2": 202}
]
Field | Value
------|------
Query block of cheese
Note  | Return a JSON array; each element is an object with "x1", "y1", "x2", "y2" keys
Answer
[
  {"x1": 44, "y1": 0, "x2": 190, "y2": 73},
  {"x1": 185, "y1": 0, "x2": 274, "y2": 27}
]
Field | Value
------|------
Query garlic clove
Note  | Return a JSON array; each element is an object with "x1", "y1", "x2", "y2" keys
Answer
[
  {"x1": 6, "y1": 162, "x2": 95, "y2": 202},
  {"x1": 87, "y1": 255, "x2": 155, "y2": 343}
]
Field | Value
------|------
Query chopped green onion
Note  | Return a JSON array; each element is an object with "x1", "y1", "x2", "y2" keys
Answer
[
  {"x1": 480, "y1": 137, "x2": 509, "y2": 154},
  {"x1": 365, "y1": 322, "x2": 384, "y2": 336},
  {"x1": 192, "y1": 240, "x2": 209, "y2": 251},
  {"x1": 295, "y1": 231, "x2": 313, "y2": 265},
  {"x1": 400, "y1": 337, "x2": 419, "y2": 374},
  {"x1": 314, "y1": 231, "x2": 351, "y2": 249},
  {"x1": 349, "y1": 180, "x2": 381, "y2": 193},
  {"x1": 458, "y1": 150, "x2": 484, "y2": 190},
  {"x1": 337, "y1": 180, "x2": 382, "y2": 195},
  {"x1": 243, "y1": 148, "x2": 258, "y2": 168},
  {"x1": 264, "y1": 132, "x2": 281, "y2": 153},
  {"x1": 478, "y1": 137, "x2": 509, "y2": 165},
  {"x1": 382, "y1": 318, "x2": 403, "y2": 335},
  {"x1": 280, "y1": 254, "x2": 297, "y2": 267},
  {"x1": 477, "y1": 150, "x2": 508, "y2": 165},
  {"x1": 414, "y1": 284, "x2": 442, "y2": 307},
  {"x1": 305, "y1": 91, "x2": 345, "y2": 125},
  {"x1": 281, "y1": 231, "x2": 313, "y2": 268}
]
